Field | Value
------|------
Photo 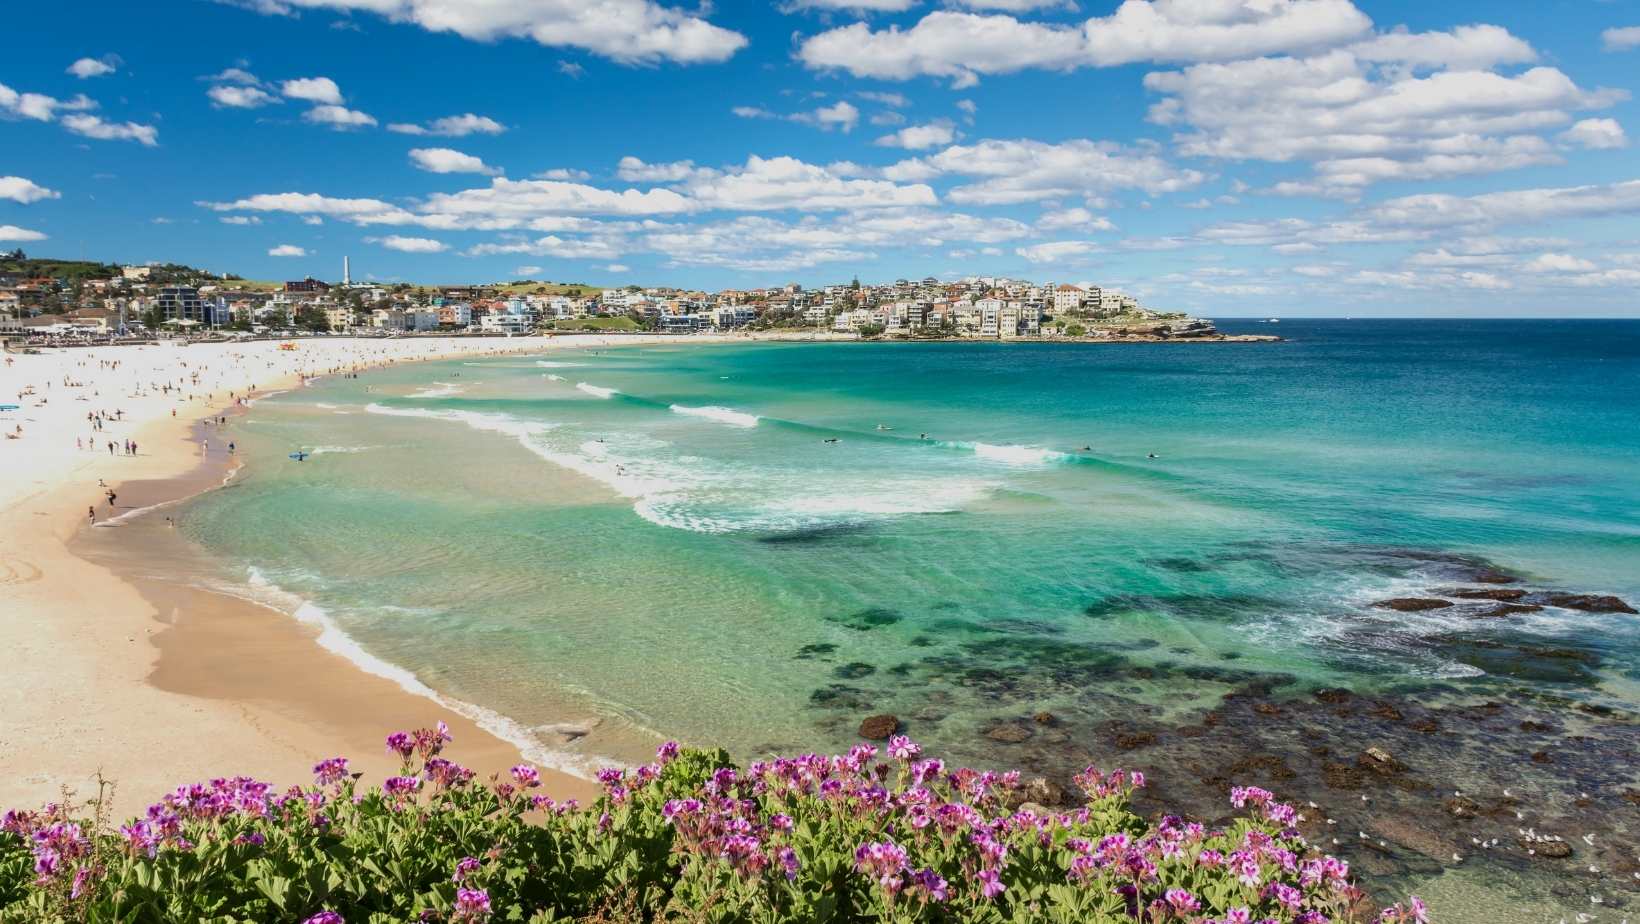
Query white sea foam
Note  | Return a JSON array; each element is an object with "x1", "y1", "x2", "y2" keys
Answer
[
  {"x1": 536, "y1": 361, "x2": 583, "y2": 368},
  {"x1": 244, "y1": 388, "x2": 291, "y2": 407},
  {"x1": 307, "y1": 445, "x2": 377, "y2": 456},
  {"x1": 365, "y1": 403, "x2": 557, "y2": 444},
  {"x1": 545, "y1": 374, "x2": 566, "y2": 382},
  {"x1": 315, "y1": 402, "x2": 339, "y2": 409},
  {"x1": 575, "y1": 382, "x2": 618, "y2": 399},
  {"x1": 408, "y1": 381, "x2": 465, "y2": 399},
  {"x1": 236, "y1": 567, "x2": 601, "y2": 778},
  {"x1": 669, "y1": 404, "x2": 759, "y2": 428},
  {"x1": 365, "y1": 403, "x2": 986, "y2": 535},
  {"x1": 968, "y1": 442, "x2": 1071, "y2": 466}
]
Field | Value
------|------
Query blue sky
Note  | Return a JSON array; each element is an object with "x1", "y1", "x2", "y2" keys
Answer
[{"x1": 3, "y1": 0, "x2": 1639, "y2": 316}]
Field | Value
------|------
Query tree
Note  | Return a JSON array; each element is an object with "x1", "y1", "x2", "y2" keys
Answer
[
  {"x1": 295, "y1": 304, "x2": 331, "y2": 333},
  {"x1": 856, "y1": 323, "x2": 885, "y2": 339},
  {"x1": 1065, "y1": 323, "x2": 1087, "y2": 337}
]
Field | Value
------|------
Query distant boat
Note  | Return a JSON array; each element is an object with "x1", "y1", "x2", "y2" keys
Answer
[
  {"x1": 1266, "y1": 318, "x2": 1280, "y2": 323},
  {"x1": 0, "y1": 404, "x2": 19, "y2": 412}
]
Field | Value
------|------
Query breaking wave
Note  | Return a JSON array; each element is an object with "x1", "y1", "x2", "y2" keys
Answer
[{"x1": 669, "y1": 405, "x2": 759, "y2": 428}]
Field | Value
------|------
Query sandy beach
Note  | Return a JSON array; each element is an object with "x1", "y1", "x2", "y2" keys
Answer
[{"x1": 0, "y1": 333, "x2": 751, "y2": 817}]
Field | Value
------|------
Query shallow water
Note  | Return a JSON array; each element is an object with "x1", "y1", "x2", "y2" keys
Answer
[{"x1": 174, "y1": 321, "x2": 1640, "y2": 919}]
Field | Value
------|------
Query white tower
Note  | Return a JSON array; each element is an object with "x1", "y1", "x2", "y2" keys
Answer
[{"x1": 343, "y1": 256, "x2": 352, "y2": 286}]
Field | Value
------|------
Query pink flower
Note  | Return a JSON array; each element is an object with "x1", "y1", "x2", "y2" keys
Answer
[
  {"x1": 1166, "y1": 888, "x2": 1201, "y2": 914},
  {"x1": 888, "y1": 735, "x2": 921, "y2": 760},
  {"x1": 312, "y1": 758, "x2": 350, "y2": 786},
  {"x1": 910, "y1": 868, "x2": 948, "y2": 903},
  {"x1": 453, "y1": 856, "x2": 481, "y2": 883},
  {"x1": 383, "y1": 776, "x2": 422, "y2": 799},
  {"x1": 656, "y1": 741, "x2": 680, "y2": 763},
  {"x1": 977, "y1": 867, "x2": 1006, "y2": 899},
  {"x1": 509, "y1": 765, "x2": 541, "y2": 788},
  {"x1": 302, "y1": 913, "x2": 344, "y2": 924},
  {"x1": 453, "y1": 887, "x2": 491, "y2": 922}
]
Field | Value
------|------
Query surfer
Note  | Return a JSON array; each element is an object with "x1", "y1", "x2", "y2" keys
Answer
[
  {"x1": 1147, "y1": 453, "x2": 1157, "y2": 459},
  {"x1": 823, "y1": 438, "x2": 840, "y2": 444}
]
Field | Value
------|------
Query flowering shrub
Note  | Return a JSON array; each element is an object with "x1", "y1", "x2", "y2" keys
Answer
[{"x1": 0, "y1": 725, "x2": 1425, "y2": 923}]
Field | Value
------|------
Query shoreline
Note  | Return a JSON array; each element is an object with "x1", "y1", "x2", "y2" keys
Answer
[{"x1": 0, "y1": 334, "x2": 747, "y2": 816}]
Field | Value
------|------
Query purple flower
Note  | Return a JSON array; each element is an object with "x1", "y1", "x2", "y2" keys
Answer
[
  {"x1": 312, "y1": 757, "x2": 350, "y2": 786},
  {"x1": 453, "y1": 887, "x2": 491, "y2": 922},
  {"x1": 302, "y1": 913, "x2": 344, "y2": 924},
  {"x1": 120, "y1": 821, "x2": 160, "y2": 857},
  {"x1": 778, "y1": 846, "x2": 800, "y2": 880},
  {"x1": 453, "y1": 856, "x2": 482, "y2": 883},
  {"x1": 1230, "y1": 785, "x2": 1273, "y2": 809},
  {"x1": 853, "y1": 839, "x2": 909, "y2": 890},
  {"x1": 1264, "y1": 881, "x2": 1303, "y2": 911},
  {"x1": 383, "y1": 776, "x2": 422, "y2": 799},
  {"x1": 888, "y1": 735, "x2": 921, "y2": 760},
  {"x1": 909, "y1": 867, "x2": 949, "y2": 903},
  {"x1": 385, "y1": 732, "x2": 414, "y2": 760},
  {"x1": 656, "y1": 741, "x2": 680, "y2": 763},
  {"x1": 976, "y1": 867, "x2": 1006, "y2": 899},
  {"x1": 1225, "y1": 908, "x2": 1252, "y2": 924},
  {"x1": 510, "y1": 765, "x2": 541, "y2": 789},
  {"x1": 1166, "y1": 888, "x2": 1201, "y2": 914}
]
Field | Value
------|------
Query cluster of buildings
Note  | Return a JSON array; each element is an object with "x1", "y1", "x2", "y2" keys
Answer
[{"x1": 4, "y1": 256, "x2": 1206, "y2": 341}]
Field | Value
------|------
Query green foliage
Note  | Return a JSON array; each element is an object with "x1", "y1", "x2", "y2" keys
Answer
[
  {"x1": 0, "y1": 730, "x2": 1403, "y2": 924},
  {"x1": 1064, "y1": 324, "x2": 1087, "y2": 337},
  {"x1": 856, "y1": 323, "x2": 886, "y2": 338}
]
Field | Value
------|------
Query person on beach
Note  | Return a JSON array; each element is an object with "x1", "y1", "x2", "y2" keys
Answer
[{"x1": 88, "y1": 506, "x2": 95, "y2": 524}]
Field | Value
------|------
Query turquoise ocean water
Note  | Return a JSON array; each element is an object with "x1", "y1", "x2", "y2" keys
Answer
[{"x1": 174, "y1": 320, "x2": 1640, "y2": 914}]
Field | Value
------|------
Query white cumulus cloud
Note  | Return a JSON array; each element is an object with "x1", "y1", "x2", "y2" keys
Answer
[
  {"x1": 304, "y1": 104, "x2": 377, "y2": 129},
  {"x1": 387, "y1": 113, "x2": 506, "y2": 136},
  {"x1": 0, "y1": 225, "x2": 48, "y2": 242},
  {"x1": 236, "y1": 0, "x2": 747, "y2": 65},
  {"x1": 268, "y1": 244, "x2": 308, "y2": 257},
  {"x1": 0, "y1": 176, "x2": 60, "y2": 204},
  {"x1": 1559, "y1": 118, "x2": 1627, "y2": 150},
  {"x1": 409, "y1": 147, "x2": 502, "y2": 175},
  {"x1": 875, "y1": 121, "x2": 958, "y2": 149},
  {"x1": 208, "y1": 85, "x2": 280, "y2": 108},
  {"x1": 372, "y1": 235, "x2": 448, "y2": 252},
  {"x1": 1602, "y1": 26, "x2": 1640, "y2": 52},
  {"x1": 67, "y1": 55, "x2": 120, "y2": 79},
  {"x1": 281, "y1": 76, "x2": 345, "y2": 104}
]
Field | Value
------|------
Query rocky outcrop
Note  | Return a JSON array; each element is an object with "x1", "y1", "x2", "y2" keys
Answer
[
  {"x1": 1374, "y1": 598, "x2": 1454, "y2": 612},
  {"x1": 858, "y1": 714, "x2": 899, "y2": 740},
  {"x1": 984, "y1": 723, "x2": 1033, "y2": 744},
  {"x1": 1546, "y1": 594, "x2": 1636, "y2": 614},
  {"x1": 1448, "y1": 588, "x2": 1527, "y2": 601}
]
